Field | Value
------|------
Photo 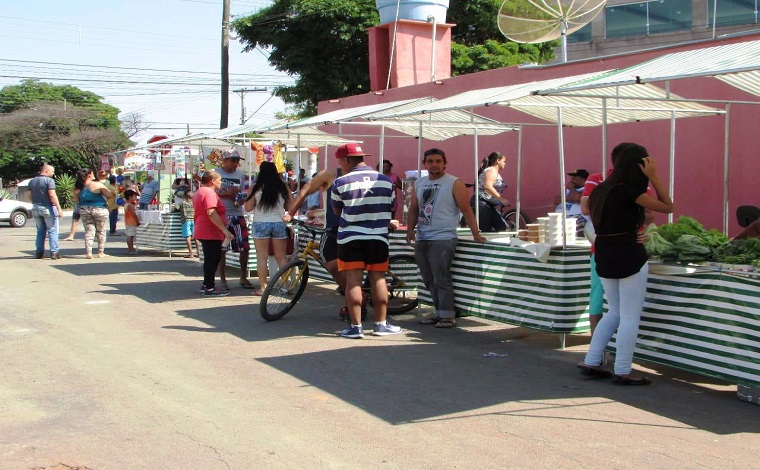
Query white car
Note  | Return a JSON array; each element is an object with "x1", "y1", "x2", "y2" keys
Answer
[{"x1": 0, "y1": 197, "x2": 33, "y2": 227}]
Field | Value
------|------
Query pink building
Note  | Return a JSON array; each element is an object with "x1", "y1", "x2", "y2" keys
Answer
[{"x1": 315, "y1": 31, "x2": 760, "y2": 237}]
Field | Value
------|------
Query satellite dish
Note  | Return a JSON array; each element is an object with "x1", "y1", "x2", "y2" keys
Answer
[{"x1": 497, "y1": 0, "x2": 606, "y2": 62}]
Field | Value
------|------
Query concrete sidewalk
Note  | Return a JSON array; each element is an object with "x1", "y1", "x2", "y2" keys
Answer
[{"x1": 1, "y1": 221, "x2": 757, "y2": 470}]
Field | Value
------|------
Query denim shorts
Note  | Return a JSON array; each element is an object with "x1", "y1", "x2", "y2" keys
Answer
[{"x1": 253, "y1": 221, "x2": 288, "y2": 239}]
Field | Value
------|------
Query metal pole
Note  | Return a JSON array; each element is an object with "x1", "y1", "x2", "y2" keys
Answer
[
  {"x1": 723, "y1": 103, "x2": 731, "y2": 235},
  {"x1": 557, "y1": 107, "x2": 567, "y2": 248},
  {"x1": 220, "y1": 0, "x2": 230, "y2": 129},
  {"x1": 668, "y1": 111, "x2": 676, "y2": 224},
  {"x1": 516, "y1": 125, "x2": 523, "y2": 229},
  {"x1": 474, "y1": 128, "x2": 480, "y2": 231}
]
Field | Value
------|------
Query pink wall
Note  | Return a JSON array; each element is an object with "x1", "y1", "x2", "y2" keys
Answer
[
  {"x1": 368, "y1": 20, "x2": 453, "y2": 90},
  {"x1": 319, "y1": 34, "x2": 760, "y2": 236}
]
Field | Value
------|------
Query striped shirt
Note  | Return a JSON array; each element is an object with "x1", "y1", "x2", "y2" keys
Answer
[{"x1": 330, "y1": 165, "x2": 395, "y2": 245}]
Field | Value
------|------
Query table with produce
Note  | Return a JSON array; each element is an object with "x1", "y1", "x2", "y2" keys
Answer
[{"x1": 633, "y1": 216, "x2": 760, "y2": 389}]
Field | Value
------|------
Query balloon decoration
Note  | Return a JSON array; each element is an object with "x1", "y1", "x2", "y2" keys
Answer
[
  {"x1": 263, "y1": 144, "x2": 274, "y2": 162},
  {"x1": 251, "y1": 141, "x2": 265, "y2": 166}
]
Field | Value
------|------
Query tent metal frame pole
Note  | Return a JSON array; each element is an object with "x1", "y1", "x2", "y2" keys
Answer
[
  {"x1": 557, "y1": 107, "x2": 568, "y2": 248},
  {"x1": 668, "y1": 111, "x2": 676, "y2": 224},
  {"x1": 474, "y1": 128, "x2": 480, "y2": 231},
  {"x1": 602, "y1": 97, "x2": 608, "y2": 175},
  {"x1": 723, "y1": 103, "x2": 731, "y2": 235},
  {"x1": 516, "y1": 125, "x2": 523, "y2": 229}
]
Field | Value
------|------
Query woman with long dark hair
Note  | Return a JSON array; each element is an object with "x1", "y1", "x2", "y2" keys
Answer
[
  {"x1": 245, "y1": 161, "x2": 292, "y2": 295},
  {"x1": 76, "y1": 168, "x2": 113, "y2": 259},
  {"x1": 474, "y1": 151, "x2": 509, "y2": 232},
  {"x1": 578, "y1": 143, "x2": 673, "y2": 385}
]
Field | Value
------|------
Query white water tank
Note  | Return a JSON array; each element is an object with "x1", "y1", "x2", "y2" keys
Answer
[{"x1": 376, "y1": 0, "x2": 449, "y2": 25}]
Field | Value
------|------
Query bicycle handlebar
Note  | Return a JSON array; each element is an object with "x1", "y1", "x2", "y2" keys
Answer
[{"x1": 289, "y1": 218, "x2": 327, "y2": 236}]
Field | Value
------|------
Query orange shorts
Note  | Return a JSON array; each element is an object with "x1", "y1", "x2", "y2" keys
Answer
[{"x1": 337, "y1": 239, "x2": 389, "y2": 272}]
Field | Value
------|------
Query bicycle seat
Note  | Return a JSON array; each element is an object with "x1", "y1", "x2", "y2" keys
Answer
[{"x1": 736, "y1": 205, "x2": 760, "y2": 228}]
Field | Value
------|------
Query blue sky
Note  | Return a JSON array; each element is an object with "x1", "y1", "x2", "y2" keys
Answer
[{"x1": 0, "y1": 0, "x2": 293, "y2": 144}]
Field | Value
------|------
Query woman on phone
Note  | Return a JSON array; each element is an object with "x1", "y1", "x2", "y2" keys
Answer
[{"x1": 578, "y1": 143, "x2": 673, "y2": 385}]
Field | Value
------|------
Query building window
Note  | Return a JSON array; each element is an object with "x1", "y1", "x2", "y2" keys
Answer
[
  {"x1": 707, "y1": 0, "x2": 759, "y2": 27},
  {"x1": 606, "y1": 0, "x2": 692, "y2": 39},
  {"x1": 567, "y1": 23, "x2": 593, "y2": 43}
]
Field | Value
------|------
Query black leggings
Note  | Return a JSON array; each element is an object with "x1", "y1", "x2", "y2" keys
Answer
[
  {"x1": 477, "y1": 200, "x2": 508, "y2": 232},
  {"x1": 199, "y1": 239, "x2": 223, "y2": 289}
]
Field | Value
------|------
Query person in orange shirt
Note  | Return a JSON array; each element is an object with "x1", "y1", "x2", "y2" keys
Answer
[{"x1": 123, "y1": 189, "x2": 141, "y2": 255}]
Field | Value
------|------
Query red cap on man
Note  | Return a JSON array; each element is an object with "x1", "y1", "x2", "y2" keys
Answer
[{"x1": 335, "y1": 143, "x2": 370, "y2": 159}]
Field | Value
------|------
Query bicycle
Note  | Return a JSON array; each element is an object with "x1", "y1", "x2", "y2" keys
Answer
[
  {"x1": 260, "y1": 219, "x2": 419, "y2": 321},
  {"x1": 461, "y1": 183, "x2": 532, "y2": 231}
]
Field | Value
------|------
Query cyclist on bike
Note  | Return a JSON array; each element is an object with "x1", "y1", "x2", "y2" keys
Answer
[{"x1": 474, "y1": 151, "x2": 510, "y2": 232}]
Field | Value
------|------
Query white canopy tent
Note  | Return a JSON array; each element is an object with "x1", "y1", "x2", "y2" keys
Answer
[
  {"x1": 534, "y1": 39, "x2": 760, "y2": 232},
  {"x1": 350, "y1": 71, "x2": 723, "y2": 238}
]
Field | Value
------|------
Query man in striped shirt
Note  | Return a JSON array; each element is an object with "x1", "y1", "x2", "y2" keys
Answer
[{"x1": 330, "y1": 143, "x2": 402, "y2": 339}]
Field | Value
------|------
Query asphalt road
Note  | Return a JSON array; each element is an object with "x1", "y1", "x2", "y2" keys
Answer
[{"x1": 1, "y1": 218, "x2": 758, "y2": 470}]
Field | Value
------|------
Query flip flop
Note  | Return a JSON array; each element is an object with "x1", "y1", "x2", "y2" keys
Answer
[
  {"x1": 435, "y1": 318, "x2": 457, "y2": 328},
  {"x1": 418, "y1": 316, "x2": 441, "y2": 325},
  {"x1": 239, "y1": 279, "x2": 256, "y2": 289},
  {"x1": 251, "y1": 289, "x2": 265, "y2": 296}
]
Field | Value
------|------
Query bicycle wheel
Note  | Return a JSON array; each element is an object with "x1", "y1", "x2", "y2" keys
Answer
[
  {"x1": 385, "y1": 254, "x2": 419, "y2": 315},
  {"x1": 503, "y1": 209, "x2": 532, "y2": 231},
  {"x1": 260, "y1": 259, "x2": 310, "y2": 321}
]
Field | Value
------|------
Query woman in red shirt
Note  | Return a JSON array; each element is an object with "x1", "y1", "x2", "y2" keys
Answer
[{"x1": 193, "y1": 170, "x2": 233, "y2": 297}]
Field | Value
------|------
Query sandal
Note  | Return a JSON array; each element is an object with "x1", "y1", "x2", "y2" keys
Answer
[
  {"x1": 251, "y1": 289, "x2": 265, "y2": 296},
  {"x1": 577, "y1": 365, "x2": 613, "y2": 379},
  {"x1": 435, "y1": 318, "x2": 457, "y2": 328},
  {"x1": 418, "y1": 315, "x2": 441, "y2": 325},
  {"x1": 239, "y1": 279, "x2": 255, "y2": 289},
  {"x1": 612, "y1": 375, "x2": 652, "y2": 386}
]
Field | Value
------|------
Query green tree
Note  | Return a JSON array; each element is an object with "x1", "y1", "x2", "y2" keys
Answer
[
  {"x1": 233, "y1": 0, "x2": 555, "y2": 117},
  {"x1": 0, "y1": 82, "x2": 132, "y2": 183}
]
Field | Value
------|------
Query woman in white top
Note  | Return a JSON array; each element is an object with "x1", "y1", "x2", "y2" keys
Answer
[
  {"x1": 244, "y1": 161, "x2": 292, "y2": 295},
  {"x1": 474, "y1": 151, "x2": 510, "y2": 232}
]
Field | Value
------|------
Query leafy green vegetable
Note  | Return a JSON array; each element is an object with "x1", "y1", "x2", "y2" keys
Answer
[{"x1": 712, "y1": 238, "x2": 760, "y2": 265}]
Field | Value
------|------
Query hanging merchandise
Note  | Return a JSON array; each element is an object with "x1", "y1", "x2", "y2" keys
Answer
[
  {"x1": 251, "y1": 141, "x2": 265, "y2": 166},
  {"x1": 274, "y1": 141, "x2": 287, "y2": 174},
  {"x1": 208, "y1": 148, "x2": 224, "y2": 167},
  {"x1": 263, "y1": 144, "x2": 274, "y2": 163}
]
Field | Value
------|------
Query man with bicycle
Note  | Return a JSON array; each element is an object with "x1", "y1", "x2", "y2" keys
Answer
[
  {"x1": 330, "y1": 143, "x2": 402, "y2": 339},
  {"x1": 407, "y1": 148, "x2": 486, "y2": 328}
]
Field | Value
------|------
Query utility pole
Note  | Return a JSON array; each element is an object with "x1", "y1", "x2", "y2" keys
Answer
[
  {"x1": 232, "y1": 87, "x2": 268, "y2": 124},
  {"x1": 220, "y1": 0, "x2": 230, "y2": 129}
]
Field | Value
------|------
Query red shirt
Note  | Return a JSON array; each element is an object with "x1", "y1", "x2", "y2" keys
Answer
[{"x1": 192, "y1": 186, "x2": 226, "y2": 240}]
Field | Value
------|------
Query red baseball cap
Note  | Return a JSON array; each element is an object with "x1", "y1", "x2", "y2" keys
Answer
[{"x1": 335, "y1": 143, "x2": 370, "y2": 159}]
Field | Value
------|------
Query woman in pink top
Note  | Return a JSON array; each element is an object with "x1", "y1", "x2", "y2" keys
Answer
[{"x1": 193, "y1": 170, "x2": 233, "y2": 297}]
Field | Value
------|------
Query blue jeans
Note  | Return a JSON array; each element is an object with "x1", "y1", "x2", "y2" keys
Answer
[
  {"x1": 584, "y1": 262, "x2": 649, "y2": 375},
  {"x1": 32, "y1": 204, "x2": 59, "y2": 255},
  {"x1": 109, "y1": 208, "x2": 118, "y2": 234},
  {"x1": 414, "y1": 238, "x2": 458, "y2": 319}
]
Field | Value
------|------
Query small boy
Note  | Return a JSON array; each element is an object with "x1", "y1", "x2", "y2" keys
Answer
[
  {"x1": 123, "y1": 189, "x2": 140, "y2": 255},
  {"x1": 180, "y1": 191, "x2": 199, "y2": 258}
]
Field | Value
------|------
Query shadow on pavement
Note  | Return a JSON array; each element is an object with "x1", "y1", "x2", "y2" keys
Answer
[{"x1": 167, "y1": 283, "x2": 757, "y2": 435}]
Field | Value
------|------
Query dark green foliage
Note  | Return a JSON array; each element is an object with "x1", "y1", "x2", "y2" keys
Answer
[
  {"x1": 0, "y1": 81, "x2": 132, "y2": 183},
  {"x1": 54, "y1": 173, "x2": 77, "y2": 209}
]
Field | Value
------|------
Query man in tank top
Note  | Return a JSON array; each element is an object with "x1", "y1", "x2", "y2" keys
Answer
[{"x1": 406, "y1": 148, "x2": 485, "y2": 328}]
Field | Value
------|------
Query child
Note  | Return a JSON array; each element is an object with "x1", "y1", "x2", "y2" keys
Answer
[
  {"x1": 180, "y1": 190, "x2": 199, "y2": 258},
  {"x1": 123, "y1": 189, "x2": 140, "y2": 255}
]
